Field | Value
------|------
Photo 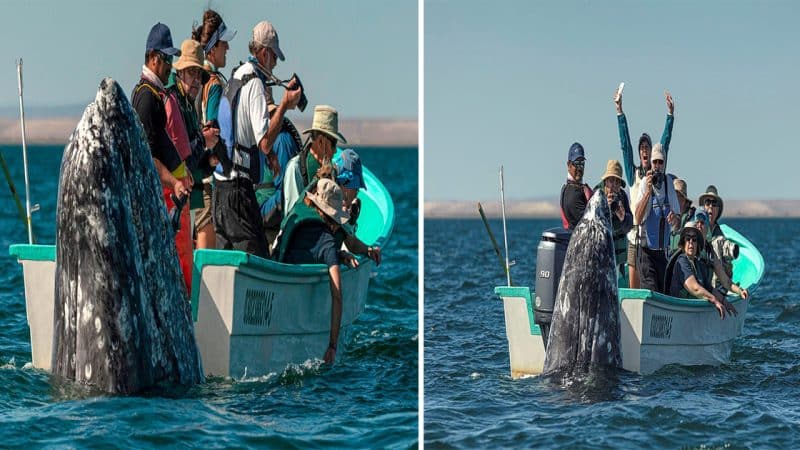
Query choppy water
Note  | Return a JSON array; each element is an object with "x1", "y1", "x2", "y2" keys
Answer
[
  {"x1": 0, "y1": 145, "x2": 418, "y2": 448},
  {"x1": 425, "y1": 218, "x2": 800, "y2": 449}
]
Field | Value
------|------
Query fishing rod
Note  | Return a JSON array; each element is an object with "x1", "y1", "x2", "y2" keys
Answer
[
  {"x1": 477, "y1": 202, "x2": 511, "y2": 285},
  {"x1": 16, "y1": 59, "x2": 36, "y2": 244}
]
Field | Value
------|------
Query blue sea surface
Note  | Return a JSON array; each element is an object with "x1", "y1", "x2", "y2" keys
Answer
[
  {"x1": 0, "y1": 145, "x2": 418, "y2": 449},
  {"x1": 425, "y1": 217, "x2": 800, "y2": 449}
]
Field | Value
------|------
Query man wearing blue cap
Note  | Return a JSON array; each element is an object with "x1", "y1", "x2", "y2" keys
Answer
[
  {"x1": 559, "y1": 142, "x2": 593, "y2": 230},
  {"x1": 132, "y1": 23, "x2": 189, "y2": 201}
]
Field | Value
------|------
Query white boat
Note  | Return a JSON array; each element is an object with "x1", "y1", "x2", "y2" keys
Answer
[
  {"x1": 496, "y1": 224, "x2": 765, "y2": 378},
  {"x1": 10, "y1": 164, "x2": 394, "y2": 378}
]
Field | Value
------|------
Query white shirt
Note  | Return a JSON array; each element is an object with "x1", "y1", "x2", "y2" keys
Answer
[{"x1": 232, "y1": 62, "x2": 270, "y2": 149}]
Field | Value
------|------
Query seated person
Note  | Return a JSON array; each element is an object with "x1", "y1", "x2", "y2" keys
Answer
[
  {"x1": 333, "y1": 148, "x2": 365, "y2": 228},
  {"x1": 668, "y1": 222, "x2": 749, "y2": 319}
]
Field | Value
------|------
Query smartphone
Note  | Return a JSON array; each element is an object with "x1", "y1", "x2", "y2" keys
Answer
[{"x1": 616, "y1": 82, "x2": 625, "y2": 101}]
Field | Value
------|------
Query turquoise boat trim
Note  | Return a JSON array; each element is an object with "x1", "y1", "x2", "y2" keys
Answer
[
  {"x1": 9, "y1": 244, "x2": 55, "y2": 262},
  {"x1": 494, "y1": 286, "x2": 542, "y2": 336}
]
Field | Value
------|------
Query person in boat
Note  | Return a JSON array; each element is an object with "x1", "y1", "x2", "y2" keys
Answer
[
  {"x1": 594, "y1": 159, "x2": 632, "y2": 274},
  {"x1": 614, "y1": 89, "x2": 675, "y2": 289},
  {"x1": 668, "y1": 221, "x2": 748, "y2": 318},
  {"x1": 332, "y1": 148, "x2": 382, "y2": 264},
  {"x1": 669, "y1": 177, "x2": 695, "y2": 256},
  {"x1": 163, "y1": 39, "x2": 220, "y2": 293},
  {"x1": 277, "y1": 178, "x2": 357, "y2": 364},
  {"x1": 132, "y1": 23, "x2": 195, "y2": 292},
  {"x1": 192, "y1": 9, "x2": 237, "y2": 250},
  {"x1": 559, "y1": 142, "x2": 592, "y2": 230},
  {"x1": 283, "y1": 105, "x2": 346, "y2": 215},
  {"x1": 248, "y1": 23, "x2": 303, "y2": 251},
  {"x1": 699, "y1": 185, "x2": 739, "y2": 288},
  {"x1": 212, "y1": 20, "x2": 302, "y2": 258},
  {"x1": 634, "y1": 143, "x2": 681, "y2": 293}
]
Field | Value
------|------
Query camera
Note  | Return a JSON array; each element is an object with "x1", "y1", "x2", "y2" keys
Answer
[
  {"x1": 651, "y1": 169, "x2": 664, "y2": 190},
  {"x1": 716, "y1": 237, "x2": 740, "y2": 262}
]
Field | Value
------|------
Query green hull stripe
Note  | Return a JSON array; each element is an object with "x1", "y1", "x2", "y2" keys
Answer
[
  {"x1": 494, "y1": 286, "x2": 542, "y2": 336},
  {"x1": 9, "y1": 244, "x2": 55, "y2": 261}
]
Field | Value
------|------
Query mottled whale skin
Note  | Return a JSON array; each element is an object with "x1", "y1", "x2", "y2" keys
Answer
[
  {"x1": 52, "y1": 78, "x2": 203, "y2": 394},
  {"x1": 542, "y1": 190, "x2": 622, "y2": 377}
]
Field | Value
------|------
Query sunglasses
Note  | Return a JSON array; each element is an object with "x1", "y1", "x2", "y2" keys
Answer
[
  {"x1": 157, "y1": 52, "x2": 173, "y2": 65},
  {"x1": 571, "y1": 160, "x2": 585, "y2": 168},
  {"x1": 704, "y1": 199, "x2": 718, "y2": 207},
  {"x1": 652, "y1": 160, "x2": 665, "y2": 166},
  {"x1": 684, "y1": 234, "x2": 699, "y2": 243}
]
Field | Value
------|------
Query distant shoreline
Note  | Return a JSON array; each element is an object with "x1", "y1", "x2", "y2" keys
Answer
[
  {"x1": 425, "y1": 199, "x2": 800, "y2": 219},
  {"x1": 0, "y1": 117, "x2": 418, "y2": 147}
]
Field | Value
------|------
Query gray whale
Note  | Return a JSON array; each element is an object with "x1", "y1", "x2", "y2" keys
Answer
[
  {"x1": 52, "y1": 78, "x2": 204, "y2": 394},
  {"x1": 542, "y1": 190, "x2": 622, "y2": 377}
]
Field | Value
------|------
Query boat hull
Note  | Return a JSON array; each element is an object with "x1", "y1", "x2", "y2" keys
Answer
[{"x1": 495, "y1": 224, "x2": 764, "y2": 378}]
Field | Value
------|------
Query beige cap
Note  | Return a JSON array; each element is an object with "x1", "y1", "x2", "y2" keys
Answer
[
  {"x1": 651, "y1": 143, "x2": 665, "y2": 162},
  {"x1": 600, "y1": 159, "x2": 626, "y2": 187},
  {"x1": 252, "y1": 21, "x2": 285, "y2": 61},
  {"x1": 302, "y1": 105, "x2": 347, "y2": 144},
  {"x1": 308, "y1": 178, "x2": 350, "y2": 225}
]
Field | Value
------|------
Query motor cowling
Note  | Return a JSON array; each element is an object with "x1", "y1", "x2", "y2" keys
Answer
[{"x1": 534, "y1": 227, "x2": 571, "y2": 347}]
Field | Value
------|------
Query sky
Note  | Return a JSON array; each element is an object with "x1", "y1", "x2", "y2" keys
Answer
[
  {"x1": 0, "y1": 0, "x2": 417, "y2": 119},
  {"x1": 425, "y1": 0, "x2": 800, "y2": 201}
]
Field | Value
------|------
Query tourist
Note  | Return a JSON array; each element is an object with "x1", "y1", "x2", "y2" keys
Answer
[
  {"x1": 598, "y1": 159, "x2": 632, "y2": 273},
  {"x1": 668, "y1": 222, "x2": 748, "y2": 318},
  {"x1": 699, "y1": 185, "x2": 739, "y2": 286},
  {"x1": 669, "y1": 177, "x2": 695, "y2": 255},
  {"x1": 212, "y1": 20, "x2": 302, "y2": 257},
  {"x1": 559, "y1": 142, "x2": 592, "y2": 230},
  {"x1": 634, "y1": 143, "x2": 681, "y2": 293},
  {"x1": 192, "y1": 9, "x2": 236, "y2": 250},
  {"x1": 614, "y1": 89, "x2": 675, "y2": 288}
]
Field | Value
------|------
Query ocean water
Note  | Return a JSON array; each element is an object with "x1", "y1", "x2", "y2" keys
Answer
[
  {"x1": 425, "y1": 217, "x2": 800, "y2": 449},
  {"x1": 0, "y1": 145, "x2": 418, "y2": 448}
]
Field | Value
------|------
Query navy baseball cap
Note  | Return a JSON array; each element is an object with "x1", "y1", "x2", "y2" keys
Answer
[
  {"x1": 146, "y1": 23, "x2": 181, "y2": 56},
  {"x1": 568, "y1": 142, "x2": 585, "y2": 162}
]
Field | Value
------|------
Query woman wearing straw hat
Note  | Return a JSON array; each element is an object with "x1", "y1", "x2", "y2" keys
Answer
[
  {"x1": 163, "y1": 39, "x2": 219, "y2": 294},
  {"x1": 597, "y1": 159, "x2": 632, "y2": 273},
  {"x1": 668, "y1": 222, "x2": 748, "y2": 319},
  {"x1": 699, "y1": 185, "x2": 740, "y2": 287}
]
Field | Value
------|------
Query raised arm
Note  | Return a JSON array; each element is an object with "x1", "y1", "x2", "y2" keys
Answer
[
  {"x1": 615, "y1": 89, "x2": 635, "y2": 187},
  {"x1": 661, "y1": 91, "x2": 675, "y2": 158}
]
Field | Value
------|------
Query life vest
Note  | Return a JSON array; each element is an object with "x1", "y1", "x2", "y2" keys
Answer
[
  {"x1": 559, "y1": 181, "x2": 593, "y2": 229},
  {"x1": 275, "y1": 194, "x2": 345, "y2": 263},
  {"x1": 214, "y1": 64, "x2": 263, "y2": 182}
]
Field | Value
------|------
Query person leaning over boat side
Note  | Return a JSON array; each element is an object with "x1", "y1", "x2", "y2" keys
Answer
[
  {"x1": 699, "y1": 185, "x2": 740, "y2": 289},
  {"x1": 277, "y1": 178, "x2": 356, "y2": 364},
  {"x1": 634, "y1": 143, "x2": 681, "y2": 293},
  {"x1": 669, "y1": 177, "x2": 695, "y2": 256},
  {"x1": 283, "y1": 105, "x2": 345, "y2": 215},
  {"x1": 595, "y1": 159, "x2": 633, "y2": 274},
  {"x1": 162, "y1": 39, "x2": 219, "y2": 293},
  {"x1": 212, "y1": 20, "x2": 302, "y2": 258},
  {"x1": 615, "y1": 89, "x2": 675, "y2": 288},
  {"x1": 192, "y1": 9, "x2": 236, "y2": 250},
  {"x1": 332, "y1": 148, "x2": 381, "y2": 265},
  {"x1": 559, "y1": 142, "x2": 593, "y2": 230},
  {"x1": 668, "y1": 222, "x2": 748, "y2": 319}
]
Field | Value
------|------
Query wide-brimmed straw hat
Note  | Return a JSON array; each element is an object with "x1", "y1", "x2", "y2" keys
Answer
[
  {"x1": 600, "y1": 159, "x2": 626, "y2": 187},
  {"x1": 173, "y1": 39, "x2": 210, "y2": 84},
  {"x1": 698, "y1": 185, "x2": 724, "y2": 219},
  {"x1": 303, "y1": 105, "x2": 347, "y2": 144},
  {"x1": 307, "y1": 178, "x2": 350, "y2": 225},
  {"x1": 679, "y1": 221, "x2": 705, "y2": 250}
]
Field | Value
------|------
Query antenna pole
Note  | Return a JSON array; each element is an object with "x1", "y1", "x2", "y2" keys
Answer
[{"x1": 500, "y1": 166, "x2": 511, "y2": 286}]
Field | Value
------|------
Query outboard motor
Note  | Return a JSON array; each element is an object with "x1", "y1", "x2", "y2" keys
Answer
[{"x1": 534, "y1": 227, "x2": 571, "y2": 348}]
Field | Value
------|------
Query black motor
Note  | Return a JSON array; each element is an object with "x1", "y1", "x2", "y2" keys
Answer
[{"x1": 534, "y1": 227, "x2": 571, "y2": 347}]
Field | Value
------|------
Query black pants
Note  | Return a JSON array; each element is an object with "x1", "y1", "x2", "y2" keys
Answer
[
  {"x1": 638, "y1": 246, "x2": 668, "y2": 293},
  {"x1": 212, "y1": 178, "x2": 269, "y2": 258}
]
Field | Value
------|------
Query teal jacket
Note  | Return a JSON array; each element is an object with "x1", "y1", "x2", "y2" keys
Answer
[{"x1": 617, "y1": 113, "x2": 674, "y2": 187}]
